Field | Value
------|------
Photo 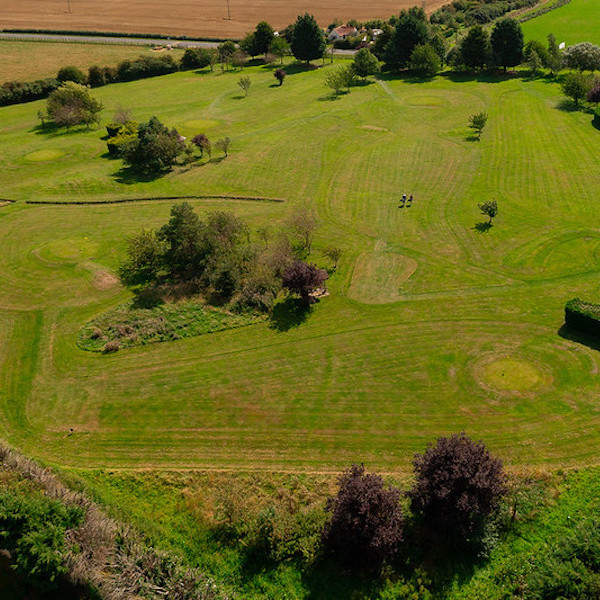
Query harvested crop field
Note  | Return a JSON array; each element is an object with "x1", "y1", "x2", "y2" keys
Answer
[{"x1": 0, "y1": 0, "x2": 449, "y2": 39}]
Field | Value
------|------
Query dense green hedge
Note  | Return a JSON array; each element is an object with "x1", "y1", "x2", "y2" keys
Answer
[
  {"x1": 0, "y1": 78, "x2": 60, "y2": 106},
  {"x1": 565, "y1": 298, "x2": 600, "y2": 336}
]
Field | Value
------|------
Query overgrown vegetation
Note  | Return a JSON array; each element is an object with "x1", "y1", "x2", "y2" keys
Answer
[{"x1": 79, "y1": 300, "x2": 265, "y2": 352}]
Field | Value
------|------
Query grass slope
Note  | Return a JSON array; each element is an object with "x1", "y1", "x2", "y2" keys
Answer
[
  {"x1": 1, "y1": 61, "x2": 600, "y2": 472},
  {"x1": 522, "y1": 0, "x2": 600, "y2": 46}
]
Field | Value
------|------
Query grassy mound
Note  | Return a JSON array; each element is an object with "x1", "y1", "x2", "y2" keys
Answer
[{"x1": 79, "y1": 299, "x2": 265, "y2": 351}]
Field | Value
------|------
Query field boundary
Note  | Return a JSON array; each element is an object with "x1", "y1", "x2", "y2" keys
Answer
[{"x1": 23, "y1": 195, "x2": 285, "y2": 205}]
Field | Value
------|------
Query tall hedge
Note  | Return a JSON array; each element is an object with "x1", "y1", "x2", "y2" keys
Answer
[{"x1": 565, "y1": 298, "x2": 600, "y2": 336}]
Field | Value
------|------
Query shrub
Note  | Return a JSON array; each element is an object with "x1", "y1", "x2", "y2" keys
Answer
[
  {"x1": 120, "y1": 116, "x2": 185, "y2": 173},
  {"x1": 116, "y1": 54, "x2": 178, "y2": 81},
  {"x1": 0, "y1": 78, "x2": 60, "y2": 107},
  {"x1": 563, "y1": 42, "x2": 600, "y2": 72},
  {"x1": 562, "y1": 71, "x2": 592, "y2": 106},
  {"x1": 102, "y1": 340, "x2": 120, "y2": 353},
  {"x1": 87, "y1": 65, "x2": 107, "y2": 87},
  {"x1": 56, "y1": 65, "x2": 87, "y2": 84},
  {"x1": 274, "y1": 68, "x2": 286, "y2": 85},
  {"x1": 565, "y1": 298, "x2": 600, "y2": 337},
  {"x1": 44, "y1": 82, "x2": 103, "y2": 129},
  {"x1": 282, "y1": 260, "x2": 328, "y2": 304},
  {"x1": 352, "y1": 48, "x2": 380, "y2": 78},
  {"x1": 410, "y1": 43, "x2": 441, "y2": 77},
  {"x1": 322, "y1": 464, "x2": 403, "y2": 570},
  {"x1": 180, "y1": 47, "x2": 212, "y2": 70},
  {"x1": 409, "y1": 432, "x2": 507, "y2": 546}
]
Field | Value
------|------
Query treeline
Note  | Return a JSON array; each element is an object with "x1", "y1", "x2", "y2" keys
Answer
[
  {"x1": 119, "y1": 202, "x2": 333, "y2": 316},
  {"x1": 431, "y1": 0, "x2": 538, "y2": 28}
]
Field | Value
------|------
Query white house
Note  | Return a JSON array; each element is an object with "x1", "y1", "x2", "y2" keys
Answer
[{"x1": 328, "y1": 25, "x2": 359, "y2": 41}]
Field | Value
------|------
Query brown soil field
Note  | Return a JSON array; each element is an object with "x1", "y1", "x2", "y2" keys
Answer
[{"x1": 0, "y1": 0, "x2": 449, "y2": 39}]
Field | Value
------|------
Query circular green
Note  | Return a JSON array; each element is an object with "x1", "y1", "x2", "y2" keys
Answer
[
  {"x1": 24, "y1": 149, "x2": 65, "y2": 162},
  {"x1": 39, "y1": 238, "x2": 100, "y2": 262},
  {"x1": 480, "y1": 357, "x2": 543, "y2": 392}
]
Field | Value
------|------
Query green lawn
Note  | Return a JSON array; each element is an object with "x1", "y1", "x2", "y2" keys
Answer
[
  {"x1": 522, "y1": 0, "x2": 600, "y2": 46},
  {"x1": 1, "y1": 60, "x2": 600, "y2": 474}
]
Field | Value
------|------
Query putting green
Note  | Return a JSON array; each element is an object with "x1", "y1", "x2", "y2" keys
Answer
[
  {"x1": 23, "y1": 149, "x2": 65, "y2": 162},
  {"x1": 37, "y1": 238, "x2": 100, "y2": 263},
  {"x1": 477, "y1": 356, "x2": 548, "y2": 393}
]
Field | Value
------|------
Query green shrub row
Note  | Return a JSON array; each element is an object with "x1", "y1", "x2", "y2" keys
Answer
[
  {"x1": 518, "y1": 0, "x2": 572, "y2": 24},
  {"x1": 0, "y1": 77, "x2": 60, "y2": 106},
  {"x1": 24, "y1": 194, "x2": 284, "y2": 205},
  {"x1": 565, "y1": 298, "x2": 600, "y2": 336}
]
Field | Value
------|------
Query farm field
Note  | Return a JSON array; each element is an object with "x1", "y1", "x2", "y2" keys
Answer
[
  {"x1": 1, "y1": 59, "x2": 600, "y2": 475},
  {"x1": 0, "y1": 0, "x2": 448, "y2": 39},
  {"x1": 0, "y1": 40, "x2": 183, "y2": 82},
  {"x1": 522, "y1": 0, "x2": 600, "y2": 46}
]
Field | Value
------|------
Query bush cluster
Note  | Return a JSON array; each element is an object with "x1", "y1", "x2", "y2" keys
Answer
[
  {"x1": 0, "y1": 77, "x2": 60, "y2": 106},
  {"x1": 431, "y1": 0, "x2": 537, "y2": 28},
  {"x1": 119, "y1": 202, "x2": 327, "y2": 313}
]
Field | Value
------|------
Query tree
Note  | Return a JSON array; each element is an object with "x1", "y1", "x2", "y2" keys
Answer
[
  {"x1": 410, "y1": 43, "x2": 441, "y2": 77},
  {"x1": 56, "y1": 65, "x2": 87, "y2": 84},
  {"x1": 546, "y1": 33, "x2": 562, "y2": 76},
  {"x1": 157, "y1": 202, "x2": 206, "y2": 281},
  {"x1": 215, "y1": 137, "x2": 230, "y2": 157},
  {"x1": 282, "y1": 260, "x2": 328, "y2": 304},
  {"x1": 562, "y1": 71, "x2": 592, "y2": 106},
  {"x1": 352, "y1": 48, "x2": 380, "y2": 79},
  {"x1": 385, "y1": 6, "x2": 430, "y2": 70},
  {"x1": 527, "y1": 49, "x2": 543, "y2": 77},
  {"x1": 180, "y1": 47, "x2": 212, "y2": 70},
  {"x1": 218, "y1": 40, "x2": 237, "y2": 70},
  {"x1": 290, "y1": 13, "x2": 326, "y2": 65},
  {"x1": 87, "y1": 65, "x2": 106, "y2": 87},
  {"x1": 191, "y1": 134, "x2": 211, "y2": 158},
  {"x1": 253, "y1": 21, "x2": 275, "y2": 56},
  {"x1": 239, "y1": 33, "x2": 258, "y2": 57},
  {"x1": 491, "y1": 18, "x2": 524, "y2": 72},
  {"x1": 322, "y1": 245, "x2": 343, "y2": 269},
  {"x1": 238, "y1": 76, "x2": 251, "y2": 97},
  {"x1": 408, "y1": 433, "x2": 507, "y2": 544},
  {"x1": 478, "y1": 199, "x2": 498, "y2": 224},
  {"x1": 524, "y1": 40, "x2": 549, "y2": 68},
  {"x1": 469, "y1": 111, "x2": 488, "y2": 140},
  {"x1": 459, "y1": 25, "x2": 492, "y2": 70},
  {"x1": 588, "y1": 83, "x2": 600, "y2": 104},
  {"x1": 274, "y1": 68, "x2": 286, "y2": 86},
  {"x1": 118, "y1": 229, "x2": 166, "y2": 287},
  {"x1": 322, "y1": 464, "x2": 403, "y2": 570},
  {"x1": 44, "y1": 82, "x2": 103, "y2": 130},
  {"x1": 121, "y1": 116, "x2": 185, "y2": 174},
  {"x1": 286, "y1": 205, "x2": 318, "y2": 254},
  {"x1": 270, "y1": 36, "x2": 289, "y2": 64},
  {"x1": 324, "y1": 66, "x2": 355, "y2": 97},
  {"x1": 563, "y1": 42, "x2": 600, "y2": 72}
]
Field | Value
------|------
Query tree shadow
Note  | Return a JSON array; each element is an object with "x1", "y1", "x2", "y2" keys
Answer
[
  {"x1": 112, "y1": 165, "x2": 165, "y2": 184},
  {"x1": 558, "y1": 324, "x2": 600, "y2": 352},
  {"x1": 555, "y1": 98, "x2": 591, "y2": 113},
  {"x1": 465, "y1": 134, "x2": 480, "y2": 142},
  {"x1": 318, "y1": 90, "x2": 350, "y2": 102},
  {"x1": 473, "y1": 221, "x2": 492, "y2": 233},
  {"x1": 270, "y1": 297, "x2": 312, "y2": 332},
  {"x1": 301, "y1": 557, "x2": 385, "y2": 600},
  {"x1": 30, "y1": 122, "x2": 72, "y2": 137}
]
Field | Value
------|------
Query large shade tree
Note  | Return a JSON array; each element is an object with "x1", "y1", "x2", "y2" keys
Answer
[
  {"x1": 491, "y1": 18, "x2": 524, "y2": 71},
  {"x1": 290, "y1": 13, "x2": 326, "y2": 64}
]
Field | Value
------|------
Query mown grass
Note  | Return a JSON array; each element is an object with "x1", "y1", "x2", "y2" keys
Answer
[
  {"x1": 1, "y1": 58, "x2": 600, "y2": 475},
  {"x1": 522, "y1": 0, "x2": 600, "y2": 46},
  {"x1": 0, "y1": 40, "x2": 182, "y2": 82}
]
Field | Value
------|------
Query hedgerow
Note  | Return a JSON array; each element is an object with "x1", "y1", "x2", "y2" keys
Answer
[{"x1": 565, "y1": 298, "x2": 600, "y2": 336}]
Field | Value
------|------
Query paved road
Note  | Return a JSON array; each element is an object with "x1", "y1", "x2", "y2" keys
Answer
[{"x1": 0, "y1": 31, "x2": 357, "y2": 54}]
